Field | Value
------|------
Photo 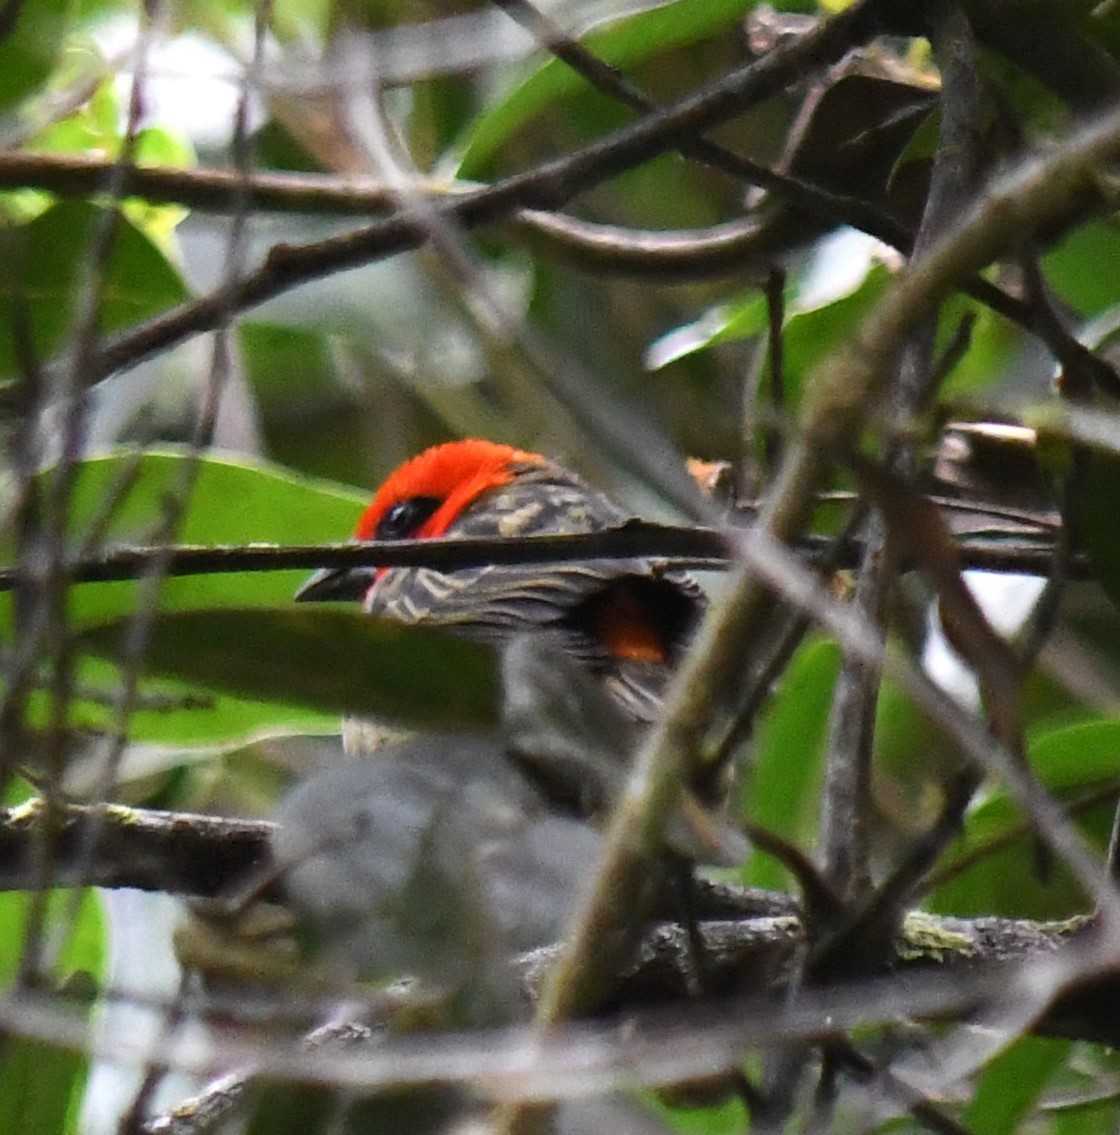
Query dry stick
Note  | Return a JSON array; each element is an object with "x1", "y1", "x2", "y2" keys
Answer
[
  {"x1": 0, "y1": 801, "x2": 271, "y2": 897},
  {"x1": 0, "y1": 950, "x2": 1098, "y2": 1104},
  {"x1": 0, "y1": 799, "x2": 1108, "y2": 1042},
  {"x1": 521, "y1": 206, "x2": 1120, "y2": 401},
  {"x1": 710, "y1": 523, "x2": 1120, "y2": 1084},
  {"x1": 494, "y1": 0, "x2": 1093, "y2": 434},
  {"x1": 785, "y1": 46, "x2": 984, "y2": 1125},
  {"x1": 534, "y1": 102, "x2": 1120, "y2": 1032},
  {"x1": 819, "y1": 1, "x2": 986, "y2": 919},
  {"x1": 109, "y1": 14, "x2": 276, "y2": 1129},
  {"x1": 0, "y1": 150, "x2": 909, "y2": 288},
  {"x1": 0, "y1": 151, "x2": 892, "y2": 252},
  {"x1": 0, "y1": 8, "x2": 897, "y2": 247},
  {"x1": 0, "y1": 151, "x2": 408, "y2": 215},
  {"x1": 3, "y1": 104, "x2": 1106, "y2": 363},
  {"x1": 487, "y1": 0, "x2": 906, "y2": 241},
  {"x1": 0, "y1": 522, "x2": 1073, "y2": 592},
  {"x1": 0, "y1": 149, "x2": 908, "y2": 264},
  {"x1": 0, "y1": 147, "x2": 1074, "y2": 343},
  {"x1": 15, "y1": 6, "x2": 162, "y2": 987},
  {"x1": 763, "y1": 267, "x2": 787, "y2": 471}
]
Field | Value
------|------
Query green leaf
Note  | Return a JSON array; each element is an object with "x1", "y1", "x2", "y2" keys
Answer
[
  {"x1": 26, "y1": 73, "x2": 120, "y2": 158},
  {"x1": 0, "y1": 202, "x2": 190, "y2": 382},
  {"x1": 28, "y1": 654, "x2": 340, "y2": 749},
  {"x1": 740, "y1": 637, "x2": 839, "y2": 890},
  {"x1": 647, "y1": 259, "x2": 890, "y2": 383},
  {"x1": 0, "y1": 450, "x2": 368, "y2": 635},
  {"x1": 648, "y1": 1090, "x2": 748, "y2": 1135},
  {"x1": 1, "y1": 452, "x2": 388, "y2": 747},
  {"x1": 928, "y1": 720, "x2": 1120, "y2": 918},
  {"x1": 1042, "y1": 218, "x2": 1120, "y2": 318},
  {"x1": 936, "y1": 295, "x2": 1024, "y2": 398},
  {"x1": 0, "y1": 889, "x2": 105, "y2": 989},
  {"x1": 78, "y1": 608, "x2": 500, "y2": 730},
  {"x1": 455, "y1": 0, "x2": 756, "y2": 177},
  {"x1": 65, "y1": 449, "x2": 363, "y2": 548},
  {"x1": 963, "y1": 1036, "x2": 1068, "y2": 1135},
  {"x1": 646, "y1": 289, "x2": 771, "y2": 370},
  {"x1": 0, "y1": 889, "x2": 104, "y2": 1135},
  {"x1": 0, "y1": 0, "x2": 72, "y2": 116},
  {"x1": 0, "y1": 1038, "x2": 89, "y2": 1135}
]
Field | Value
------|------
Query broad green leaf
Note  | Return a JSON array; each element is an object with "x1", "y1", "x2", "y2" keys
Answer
[
  {"x1": 0, "y1": 450, "x2": 368, "y2": 635},
  {"x1": 0, "y1": 202, "x2": 189, "y2": 382},
  {"x1": 62, "y1": 449, "x2": 364, "y2": 549},
  {"x1": 647, "y1": 258, "x2": 890, "y2": 386},
  {"x1": 0, "y1": 889, "x2": 105, "y2": 988},
  {"x1": 963, "y1": 1037, "x2": 1068, "y2": 1135},
  {"x1": 0, "y1": 1039, "x2": 89, "y2": 1135},
  {"x1": 648, "y1": 1091, "x2": 748, "y2": 1135},
  {"x1": 25, "y1": 71, "x2": 119, "y2": 157},
  {"x1": 78, "y1": 608, "x2": 500, "y2": 730},
  {"x1": 740, "y1": 637, "x2": 839, "y2": 890},
  {"x1": 646, "y1": 289, "x2": 771, "y2": 370},
  {"x1": 1, "y1": 452, "x2": 382, "y2": 747},
  {"x1": 0, "y1": 0, "x2": 72, "y2": 116},
  {"x1": 937, "y1": 295, "x2": 1023, "y2": 399},
  {"x1": 1042, "y1": 218, "x2": 1120, "y2": 318},
  {"x1": 779, "y1": 263, "x2": 892, "y2": 406},
  {"x1": 455, "y1": 0, "x2": 757, "y2": 177},
  {"x1": 928, "y1": 720, "x2": 1120, "y2": 918},
  {"x1": 20, "y1": 655, "x2": 339, "y2": 754},
  {"x1": 0, "y1": 889, "x2": 104, "y2": 1135}
]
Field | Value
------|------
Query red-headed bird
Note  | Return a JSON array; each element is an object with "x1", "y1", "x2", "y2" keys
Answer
[{"x1": 295, "y1": 439, "x2": 705, "y2": 724}]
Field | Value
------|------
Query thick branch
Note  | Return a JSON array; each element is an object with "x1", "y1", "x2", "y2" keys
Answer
[
  {"x1": 0, "y1": 800, "x2": 270, "y2": 896},
  {"x1": 0, "y1": 152, "x2": 408, "y2": 215},
  {"x1": 0, "y1": 801, "x2": 1087, "y2": 985}
]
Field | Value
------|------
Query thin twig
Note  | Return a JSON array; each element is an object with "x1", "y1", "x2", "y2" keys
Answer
[{"x1": 0, "y1": 525, "x2": 1079, "y2": 593}]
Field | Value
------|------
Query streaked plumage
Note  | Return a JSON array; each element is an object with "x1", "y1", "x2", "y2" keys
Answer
[{"x1": 297, "y1": 440, "x2": 705, "y2": 722}]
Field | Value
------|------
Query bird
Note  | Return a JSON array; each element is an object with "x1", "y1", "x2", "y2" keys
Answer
[
  {"x1": 280, "y1": 443, "x2": 742, "y2": 1010},
  {"x1": 295, "y1": 439, "x2": 706, "y2": 725}
]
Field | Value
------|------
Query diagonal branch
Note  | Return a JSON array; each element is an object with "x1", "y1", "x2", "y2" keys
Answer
[{"x1": 79, "y1": 0, "x2": 881, "y2": 386}]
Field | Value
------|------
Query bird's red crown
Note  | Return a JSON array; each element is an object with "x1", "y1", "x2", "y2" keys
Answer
[{"x1": 354, "y1": 439, "x2": 544, "y2": 542}]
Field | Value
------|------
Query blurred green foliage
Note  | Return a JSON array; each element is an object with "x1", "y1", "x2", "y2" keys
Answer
[{"x1": 2, "y1": 0, "x2": 1120, "y2": 1130}]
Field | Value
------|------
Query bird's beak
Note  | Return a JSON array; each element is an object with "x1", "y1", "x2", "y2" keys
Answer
[{"x1": 294, "y1": 567, "x2": 376, "y2": 603}]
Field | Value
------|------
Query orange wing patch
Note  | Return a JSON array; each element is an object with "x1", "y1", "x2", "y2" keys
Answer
[{"x1": 588, "y1": 588, "x2": 669, "y2": 664}]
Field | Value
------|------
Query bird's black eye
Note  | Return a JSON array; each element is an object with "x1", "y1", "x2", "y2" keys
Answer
[{"x1": 375, "y1": 496, "x2": 441, "y2": 540}]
